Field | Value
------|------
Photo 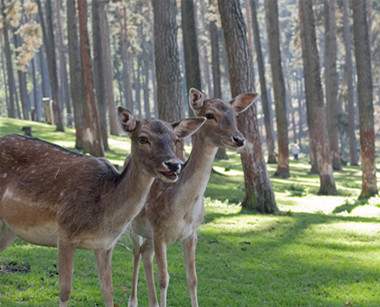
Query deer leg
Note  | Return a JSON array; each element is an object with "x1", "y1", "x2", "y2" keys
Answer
[
  {"x1": 183, "y1": 235, "x2": 199, "y2": 307},
  {"x1": 128, "y1": 232, "x2": 142, "y2": 307},
  {"x1": 153, "y1": 233, "x2": 169, "y2": 307},
  {"x1": 57, "y1": 239, "x2": 76, "y2": 307},
  {"x1": 94, "y1": 248, "x2": 114, "y2": 307},
  {"x1": 0, "y1": 221, "x2": 17, "y2": 253},
  {"x1": 141, "y1": 238, "x2": 159, "y2": 307}
]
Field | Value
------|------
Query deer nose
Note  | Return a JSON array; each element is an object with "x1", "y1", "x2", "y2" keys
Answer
[
  {"x1": 164, "y1": 160, "x2": 181, "y2": 172},
  {"x1": 233, "y1": 136, "x2": 245, "y2": 147}
]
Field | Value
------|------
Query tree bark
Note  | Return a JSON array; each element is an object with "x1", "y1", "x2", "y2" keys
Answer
[
  {"x1": 77, "y1": 0, "x2": 104, "y2": 157},
  {"x1": 67, "y1": 0, "x2": 83, "y2": 150},
  {"x1": 92, "y1": 0, "x2": 109, "y2": 150},
  {"x1": 37, "y1": 0, "x2": 64, "y2": 131},
  {"x1": 152, "y1": 0, "x2": 184, "y2": 122},
  {"x1": 250, "y1": 0, "x2": 276, "y2": 164},
  {"x1": 1, "y1": 0, "x2": 16, "y2": 118},
  {"x1": 342, "y1": 0, "x2": 359, "y2": 166},
  {"x1": 352, "y1": 0, "x2": 378, "y2": 199},
  {"x1": 181, "y1": 0, "x2": 202, "y2": 97},
  {"x1": 265, "y1": 0, "x2": 289, "y2": 177},
  {"x1": 298, "y1": 0, "x2": 337, "y2": 195},
  {"x1": 324, "y1": 0, "x2": 341, "y2": 170},
  {"x1": 218, "y1": 0, "x2": 278, "y2": 214}
]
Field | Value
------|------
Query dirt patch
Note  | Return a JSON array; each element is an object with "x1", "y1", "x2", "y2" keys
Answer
[{"x1": 0, "y1": 261, "x2": 31, "y2": 273}]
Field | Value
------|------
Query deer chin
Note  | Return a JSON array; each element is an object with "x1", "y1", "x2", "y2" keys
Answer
[
  {"x1": 222, "y1": 141, "x2": 245, "y2": 152},
  {"x1": 156, "y1": 170, "x2": 179, "y2": 183}
]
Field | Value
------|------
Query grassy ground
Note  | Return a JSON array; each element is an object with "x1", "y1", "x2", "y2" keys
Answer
[{"x1": 1, "y1": 118, "x2": 380, "y2": 306}]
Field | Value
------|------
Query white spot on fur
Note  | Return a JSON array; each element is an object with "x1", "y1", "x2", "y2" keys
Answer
[{"x1": 2, "y1": 173, "x2": 7, "y2": 178}]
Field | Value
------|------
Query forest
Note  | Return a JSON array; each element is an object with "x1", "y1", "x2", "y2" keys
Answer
[{"x1": 0, "y1": 0, "x2": 379, "y2": 205}]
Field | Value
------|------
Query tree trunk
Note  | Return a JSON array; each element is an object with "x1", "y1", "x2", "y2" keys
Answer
[
  {"x1": 342, "y1": 0, "x2": 359, "y2": 166},
  {"x1": 55, "y1": 0, "x2": 72, "y2": 128},
  {"x1": 181, "y1": 0, "x2": 202, "y2": 97},
  {"x1": 352, "y1": 0, "x2": 378, "y2": 199},
  {"x1": 250, "y1": 0, "x2": 276, "y2": 164},
  {"x1": 118, "y1": 5, "x2": 134, "y2": 111},
  {"x1": 67, "y1": 0, "x2": 83, "y2": 150},
  {"x1": 101, "y1": 8, "x2": 118, "y2": 136},
  {"x1": 298, "y1": 0, "x2": 337, "y2": 195},
  {"x1": 1, "y1": 0, "x2": 16, "y2": 118},
  {"x1": 77, "y1": 0, "x2": 104, "y2": 157},
  {"x1": 265, "y1": 0, "x2": 289, "y2": 178},
  {"x1": 92, "y1": 0, "x2": 109, "y2": 150},
  {"x1": 218, "y1": 0, "x2": 278, "y2": 214},
  {"x1": 324, "y1": 0, "x2": 341, "y2": 170},
  {"x1": 152, "y1": 0, "x2": 184, "y2": 122},
  {"x1": 37, "y1": 0, "x2": 64, "y2": 131}
]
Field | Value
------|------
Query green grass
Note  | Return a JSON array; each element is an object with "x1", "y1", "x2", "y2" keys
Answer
[{"x1": 1, "y1": 117, "x2": 380, "y2": 306}]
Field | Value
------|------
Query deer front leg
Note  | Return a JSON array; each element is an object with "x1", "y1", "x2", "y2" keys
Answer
[
  {"x1": 57, "y1": 239, "x2": 76, "y2": 307},
  {"x1": 183, "y1": 234, "x2": 199, "y2": 307},
  {"x1": 141, "y1": 238, "x2": 159, "y2": 307},
  {"x1": 128, "y1": 233, "x2": 142, "y2": 307},
  {"x1": 94, "y1": 248, "x2": 114, "y2": 307},
  {"x1": 153, "y1": 233, "x2": 169, "y2": 307}
]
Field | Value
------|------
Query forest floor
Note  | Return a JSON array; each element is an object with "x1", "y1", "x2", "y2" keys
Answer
[{"x1": 0, "y1": 117, "x2": 379, "y2": 306}]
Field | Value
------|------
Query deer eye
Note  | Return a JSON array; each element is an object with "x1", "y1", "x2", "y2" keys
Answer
[
  {"x1": 205, "y1": 113, "x2": 215, "y2": 120},
  {"x1": 138, "y1": 136, "x2": 149, "y2": 144}
]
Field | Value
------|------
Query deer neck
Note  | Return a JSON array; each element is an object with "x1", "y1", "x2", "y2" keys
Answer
[
  {"x1": 178, "y1": 135, "x2": 218, "y2": 195},
  {"x1": 108, "y1": 158, "x2": 154, "y2": 228}
]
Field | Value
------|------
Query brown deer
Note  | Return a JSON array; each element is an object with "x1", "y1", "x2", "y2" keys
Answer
[
  {"x1": 127, "y1": 88, "x2": 258, "y2": 307},
  {"x1": 0, "y1": 107, "x2": 205, "y2": 307}
]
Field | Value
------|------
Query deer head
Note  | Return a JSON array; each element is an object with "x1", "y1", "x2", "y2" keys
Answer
[
  {"x1": 188, "y1": 88, "x2": 258, "y2": 150},
  {"x1": 118, "y1": 106, "x2": 205, "y2": 183}
]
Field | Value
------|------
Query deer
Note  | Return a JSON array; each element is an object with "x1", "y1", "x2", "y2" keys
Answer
[
  {"x1": 0, "y1": 107, "x2": 205, "y2": 307},
  {"x1": 127, "y1": 88, "x2": 258, "y2": 307}
]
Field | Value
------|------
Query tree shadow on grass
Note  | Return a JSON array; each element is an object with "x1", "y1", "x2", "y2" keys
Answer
[{"x1": 332, "y1": 199, "x2": 368, "y2": 214}]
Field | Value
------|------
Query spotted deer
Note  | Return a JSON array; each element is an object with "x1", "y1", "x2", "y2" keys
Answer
[
  {"x1": 0, "y1": 107, "x2": 205, "y2": 307},
  {"x1": 127, "y1": 88, "x2": 258, "y2": 307}
]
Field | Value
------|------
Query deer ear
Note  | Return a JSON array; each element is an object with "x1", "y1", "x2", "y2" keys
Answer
[
  {"x1": 230, "y1": 92, "x2": 259, "y2": 113},
  {"x1": 171, "y1": 117, "x2": 206, "y2": 139},
  {"x1": 189, "y1": 88, "x2": 205, "y2": 115},
  {"x1": 117, "y1": 106, "x2": 137, "y2": 133}
]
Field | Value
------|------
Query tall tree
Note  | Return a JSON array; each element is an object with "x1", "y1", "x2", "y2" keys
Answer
[
  {"x1": 352, "y1": 0, "x2": 378, "y2": 199},
  {"x1": 218, "y1": 0, "x2": 278, "y2": 213},
  {"x1": 55, "y1": 0, "x2": 72, "y2": 128},
  {"x1": 152, "y1": 0, "x2": 184, "y2": 122},
  {"x1": 264, "y1": 0, "x2": 289, "y2": 177},
  {"x1": 1, "y1": 0, "x2": 16, "y2": 118},
  {"x1": 342, "y1": 0, "x2": 358, "y2": 166},
  {"x1": 37, "y1": 0, "x2": 64, "y2": 131},
  {"x1": 298, "y1": 0, "x2": 337, "y2": 195},
  {"x1": 249, "y1": 0, "x2": 276, "y2": 164},
  {"x1": 67, "y1": 0, "x2": 83, "y2": 150},
  {"x1": 181, "y1": 0, "x2": 202, "y2": 97},
  {"x1": 92, "y1": 0, "x2": 109, "y2": 150},
  {"x1": 324, "y1": 0, "x2": 340, "y2": 170},
  {"x1": 77, "y1": 0, "x2": 104, "y2": 157}
]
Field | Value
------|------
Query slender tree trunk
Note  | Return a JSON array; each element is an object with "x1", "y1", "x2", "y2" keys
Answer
[
  {"x1": 343, "y1": 0, "x2": 359, "y2": 166},
  {"x1": 298, "y1": 0, "x2": 337, "y2": 195},
  {"x1": 1, "y1": 0, "x2": 16, "y2": 118},
  {"x1": 92, "y1": 0, "x2": 109, "y2": 150},
  {"x1": 152, "y1": 0, "x2": 184, "y2": 122},
  {"x1": 77, "y1": 0, "x2": 104, "y2": 157},
  {"x1": 67, "y1": 0, "x2": 83, "y2": 150},
  {"x1": 265, "y1": 0, "x2": 289, "y2": 177},
  {"x1": 37, "y1": 0, "x2": 64, "y2": 131},
  {"x1": 324, "y1": 0, "x2": 341, "y2": 170},
  {"x1": 250, "y1": 0, "x2": 276, "y2": 164},
  {"x1": 181, "y1": 0, "x2": 202, "y2": 98},
  {"x1": 0, "y1": 36, "x2": 10, "y2": 116},
  {"x1": 102, "y1": 8, "x2": 118, "y2": 136},
  {"x1": 31, "y1": 57, "x2": 39, "y2": 121},
  {"x1": 218, "y1": 0, "x2": 278, "y2": 214},
  {"x1": 55, "y1": 0, "x2": 72, "y2": 128},
  {"x1": 352, "y1": 0, "x2": 378, "y2": 199}
]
